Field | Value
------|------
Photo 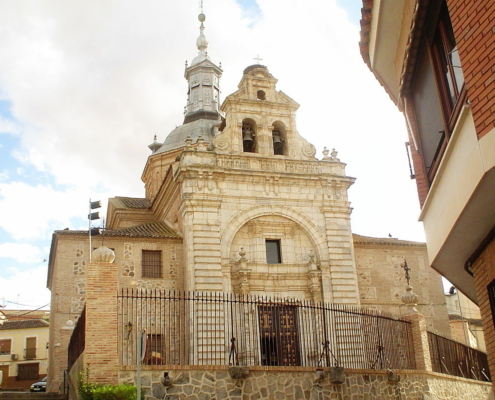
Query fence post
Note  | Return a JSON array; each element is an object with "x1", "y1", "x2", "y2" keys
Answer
[
  {"x1": 85, "y1": 246, "x2": 119, "y2": 384},
  {"x1": 402, "y1": 285, "x2": 432, "y2": 372}
]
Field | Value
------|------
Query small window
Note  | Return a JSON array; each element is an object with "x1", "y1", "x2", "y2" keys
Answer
[
  {"x1": 142, "y1": 250, "x2": 162, "y2": 278},
  {"x1": 25, "y1": 337, "x2": 37, "y2": 359},
  {"x1": 257, "y1": 90, "x2": 266, "y2": 100},
  {"x1": 266, "y1": 240, "x2": 281, "y2": 264},
  {"x1": 0, "y1": 339, "x2": 12, "y2": 355},
  {"x1": 145, "y1": 334, "x2": 166, "y2": 365}
]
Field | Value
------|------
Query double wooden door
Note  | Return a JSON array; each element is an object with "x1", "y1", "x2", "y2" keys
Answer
[{"x1": 258, "y1": 305, "x2": 300, "y2": 366}]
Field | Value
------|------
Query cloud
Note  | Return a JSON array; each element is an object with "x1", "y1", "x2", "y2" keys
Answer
[
  {"x1": 0, "y1": 115, "x2": 22, "y2": 135},
  {"x1": 0, "y1": 242, "x2": 42, "y2": 263},
  {"x1": 0, "y1": 181, "x2": 107, "y2": 240}
]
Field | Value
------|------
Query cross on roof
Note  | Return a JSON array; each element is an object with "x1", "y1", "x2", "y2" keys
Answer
[
  {"x1": 254, "y1": 55, "x2": 263, "y2": 64},
  {"x1": 401, "y1": 260, "x2": 411, "y2": 286},
  {"x1": 199, "y1": 0, "x2": 204, "y2": 13}
]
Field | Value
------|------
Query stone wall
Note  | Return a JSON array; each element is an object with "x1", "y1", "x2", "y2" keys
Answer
[
  {"x1": 354, "y1": 238, "x2": 451, "y2": 337},
  {"x1": 119, "y1": 367, "x2": 494, "y2": 400}
]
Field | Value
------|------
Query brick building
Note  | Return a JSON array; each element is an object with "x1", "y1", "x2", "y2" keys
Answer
[
  {"x1": 45, "y1": 8, "x2": 494, "y2": 399},
  {"x1": 359, "y1": 0, "x2": 495, "y2": 391}
]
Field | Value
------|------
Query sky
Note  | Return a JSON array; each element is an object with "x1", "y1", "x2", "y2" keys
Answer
[{"x1": 0, "y1": 0, "x2": 427, "y2": 312}]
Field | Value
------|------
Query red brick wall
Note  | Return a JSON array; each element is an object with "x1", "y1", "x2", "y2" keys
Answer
[
  {"x1": 448, "y1": 0, "x2": 495, "y2": 138},
  {"x1": 472, "y1": 237, "x2": 495, "y2": 391},
  {"x1": 85, "y1": 261, "x2": 119, "y2": 384}
]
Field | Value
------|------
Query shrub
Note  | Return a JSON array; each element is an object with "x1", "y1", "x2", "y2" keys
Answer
[{"x1": 78, "y1": 366, "x2": 143, "y2": 400}]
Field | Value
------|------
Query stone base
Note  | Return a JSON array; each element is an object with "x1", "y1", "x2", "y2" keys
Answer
[{"x1": 119, "y1": 367, "x2": 494, "y2": 400}]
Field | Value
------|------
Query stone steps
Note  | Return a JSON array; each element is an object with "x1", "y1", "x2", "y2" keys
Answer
[{"x1": 0, "y1": 393, "x2": 67, "y2": 400}]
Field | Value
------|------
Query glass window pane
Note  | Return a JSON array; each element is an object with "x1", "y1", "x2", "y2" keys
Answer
[{"x1": 266, "y1": 240, "x2": 281, "y2": 264}]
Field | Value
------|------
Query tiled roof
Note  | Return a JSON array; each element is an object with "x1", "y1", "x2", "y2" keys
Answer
[
  {"x1": 55, "y1": 221, "x2": 181, "y2": 239},
  {"x1": 353, "y1": 233, "x2": 425, "y2": 247},
  {"x1": 359, "y1": 0, "x2": 373, "y2": 67},
  {"x1": 104, "y1": 221, "x2": 181, "y2": 239},
  {"x1": 0, "y1": 319, "x2": 49, "y2": 330},
  {"x1": 118, "y1": 197, "x2": 152, "y2": 209}
]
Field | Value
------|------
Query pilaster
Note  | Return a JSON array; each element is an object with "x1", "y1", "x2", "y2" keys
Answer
[{"x1": 85, "y1": 247, "x2": 119, "y2": 384}]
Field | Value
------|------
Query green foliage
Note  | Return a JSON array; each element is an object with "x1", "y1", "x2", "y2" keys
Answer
[
  {"x1": 78, "y1": 365, "x2": 143, "y2": 400},
  {"x1": 92, "y1": 384, "x2": 141, "y2": 400}
]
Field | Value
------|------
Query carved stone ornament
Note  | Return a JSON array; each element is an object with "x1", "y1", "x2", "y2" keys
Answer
[
  {"x1": 401, "y1": 285, "x2": 418, "y2": 305},
  {"x1": 212, "y1": 133, "x2": 229, "y2": 151},
  {"x1": 92, "y1": 246, "x2": 115, "y2": 263},
  {"x1": 301, "y1": 143, "x2": 316, "y2": 158}
]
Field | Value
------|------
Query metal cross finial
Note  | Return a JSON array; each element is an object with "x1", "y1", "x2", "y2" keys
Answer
[
  {"x1": 401, "y1": 260, "x2": 411, "y2": 286},
  {"x1": 254, "y1": 55, "x2": 263, "y2": 64},
  {"x1": 199, "y1": 0, "x2": 204, "y2": 13}
]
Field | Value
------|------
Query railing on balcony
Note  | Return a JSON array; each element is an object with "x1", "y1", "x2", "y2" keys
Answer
[
  {"x1": 68, "y1": 305, "x2": 86, "y2": 371},
  {"x1": 427, "y1": 331, "x2": 491, "y2": 382},
  {"x1": 117, "y1": 289, "x2": 416, "y2": 370},
  {"x1": 24, "y1": 348, "x2": 37, "y2": 359}
]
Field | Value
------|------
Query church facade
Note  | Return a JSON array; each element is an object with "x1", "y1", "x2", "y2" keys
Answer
[{"x1": 44, "y1": 11, "x2": 487, "y2": 399}]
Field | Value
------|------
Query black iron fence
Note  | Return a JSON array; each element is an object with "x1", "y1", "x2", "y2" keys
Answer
[
  {"x1": 68, "y1": 306, "x2": 86, "y2": 371},
  {"x1": 117, "y1": 290, "x2": 416, "y2": 370},
  {"x1": 427, "y1": 331, "x2": 491, "y2": 381}
]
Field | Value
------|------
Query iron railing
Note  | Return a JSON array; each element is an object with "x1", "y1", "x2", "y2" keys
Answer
[
  {"x1": 427, "y1": 331, "x2": 491, "y2": 381},
  {"x1": 117, "y1": 289, "x2": 416, "y2": 370},
  {"x1": 68, "y1": 306, "x2": 86, "y2": 371},
  {"x1": 23, "y1": 348, "x2": 37, "y2": 359}
]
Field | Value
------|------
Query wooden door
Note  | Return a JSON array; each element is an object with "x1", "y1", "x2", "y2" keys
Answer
[
  {"x1": 258, "y1": 305, "x2": 300, "y2": 366},
  {"x1": 0, "y1": 365, "x2": 8, "y2": 388}
]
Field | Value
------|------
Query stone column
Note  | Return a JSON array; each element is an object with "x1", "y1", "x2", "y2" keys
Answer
[
  {"x1": 402, "y1": 285, "x2": 432, "y2": 371},
  {"x1": 85, "y1": 246, "x2": 119, "y2": 384}
]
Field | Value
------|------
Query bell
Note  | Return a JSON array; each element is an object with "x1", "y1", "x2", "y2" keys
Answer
[
  {"x1": 243, "y1": 130, "x2": 254, "y2": 142},
  {"x1": 273, "y1": 132, "x2": 283, "y2": 154}
]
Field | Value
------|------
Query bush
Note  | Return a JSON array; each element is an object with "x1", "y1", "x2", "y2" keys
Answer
[
  {"x1": 78, "y1": 366, "x2": 143, "y2": 400},
  {"x1": 92, "y1": 384, "x2": 141, "y2": 400}
]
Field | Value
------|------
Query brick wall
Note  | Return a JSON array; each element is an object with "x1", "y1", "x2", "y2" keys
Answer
[
  {"x1": 472, "y1": 236, "x2": 495, "y2": 391},
  {"x1": 448, "y1": 0, "x2": 495, "y2": 138},
  {"x1": 85, "y1": 260, "x2": 119, "y2": 384}
]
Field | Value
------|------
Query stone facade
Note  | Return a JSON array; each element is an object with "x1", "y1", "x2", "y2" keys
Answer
[
  {"x1": 118, "y1": 368, "x2": 494, "y2": 400},
  {"x1": 354, "y1": 236, "x2": 451, "y2": 336}
]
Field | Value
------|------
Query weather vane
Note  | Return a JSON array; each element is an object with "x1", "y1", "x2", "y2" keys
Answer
[
  {"x1": 254, "y1": 55, "x2": 263, "y2": 64},
  {"x1": 401, "y1": 260, "x2": 411, "y2": 286}
]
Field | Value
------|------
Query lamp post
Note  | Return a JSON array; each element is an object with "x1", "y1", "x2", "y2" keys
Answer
[{"x1": 136, "y1": 329, "x2": 146, "y2": 400}]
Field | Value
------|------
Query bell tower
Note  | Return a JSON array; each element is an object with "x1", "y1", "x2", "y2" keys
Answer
[{"x1": 213, "y1": 65, "x2": 317, "y2": 159}]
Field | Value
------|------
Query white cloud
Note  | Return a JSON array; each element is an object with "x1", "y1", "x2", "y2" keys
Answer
[
  {"x1": 0, "y1": 181, "x2": 108, "y2": 240},
  {"x1": 0, "y1": 242, "x2": 42, "y2": 263},
  {"x1": 0, "y1": 116, "x2": 22, "y2": 135}
]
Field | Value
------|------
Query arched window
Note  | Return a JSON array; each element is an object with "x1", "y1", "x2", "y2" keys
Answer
[
  {"x1": 242, "y1": 119, "x2": 257, "y2": 153},
  {"x1": 272, "y1": 122, "x2": 286, "y2": 155}
]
